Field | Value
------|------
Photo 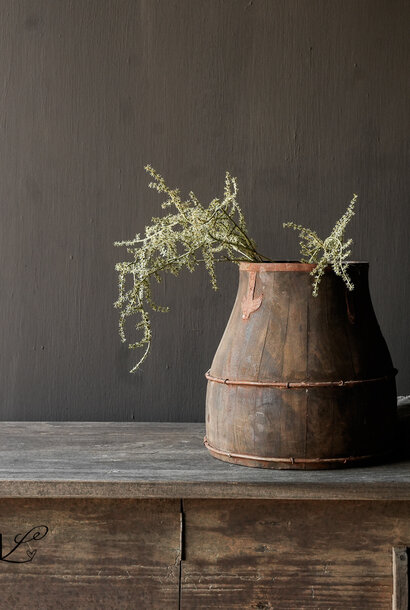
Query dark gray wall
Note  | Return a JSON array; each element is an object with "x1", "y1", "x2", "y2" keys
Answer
[{"x1": 0, "y1": 0, "x2": 409, "y2": 421}]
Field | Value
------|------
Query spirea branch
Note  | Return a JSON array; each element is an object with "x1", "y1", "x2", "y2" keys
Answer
[
  {"x1": 283, "y1": 194, "x2": 357, "y2": 296},
  {"x1": 114, "y1": 166, "x2": 271, "y2": 371}
]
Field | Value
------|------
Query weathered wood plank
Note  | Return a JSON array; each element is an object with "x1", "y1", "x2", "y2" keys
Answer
[
  {"x1": 0, "y1": 498, "x2": 180, "y2": 609},
  {"x1": 181, "y1": 499, "x2": 410, "y2": 609},
  {"x1": 0, "y1": 421, "x2": 409, "y2": 499},
  {"x1": 393, "y1": 546, "x2": 409, "y2": 610}
]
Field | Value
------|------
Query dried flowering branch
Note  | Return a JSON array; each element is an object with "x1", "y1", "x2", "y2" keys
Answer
[
  {"x1": 283, "y1": 194, "x2": 357, "y2": 296},
  {"x1": 114, "y1": 166, "x2": 271, "y2": 371}
]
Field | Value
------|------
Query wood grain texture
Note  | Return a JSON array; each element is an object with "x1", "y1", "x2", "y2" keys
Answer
[
  {"x1": 0, "y1": 0, "x2": 409, "y2": 421},
  {"x1": 0, "y1": 498, "x2": 180, "y2": 609},
  {"x1": 181, "y1": 499, "x2": 410, "y2": 609},
  {"x1": 392, "y1": 547, "x2": 409, "y2": 610},
  {"x1": 0, "y1": 421, "x2": 409, "y2": 499}
]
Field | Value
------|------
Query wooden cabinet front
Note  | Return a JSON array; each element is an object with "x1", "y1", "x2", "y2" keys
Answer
[
  {"x1": 0, "y1": 497, "x2": 408, "y2": 609},
  {"x1": 0, "y1": 498, "x2": 181, "y2": 609},
  {"x1": 182, "y1": 499, "x2": 410, "y2": 609}
]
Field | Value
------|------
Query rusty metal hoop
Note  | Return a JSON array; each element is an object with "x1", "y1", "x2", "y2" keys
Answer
[
  {"x1": 203, "y1": 436, "x2": 391, "y2": 467},
  {"x1": 205, "y1": 369, "x2": 398, "y2": 389}
]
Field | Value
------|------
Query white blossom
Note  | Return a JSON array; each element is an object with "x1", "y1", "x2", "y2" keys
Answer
[
  {"x1": 283, "y1": 195, "x2": 357, "y2": 296},
  {"x1": 114, "y1": 166, "x2": 271, "y2": 372}
]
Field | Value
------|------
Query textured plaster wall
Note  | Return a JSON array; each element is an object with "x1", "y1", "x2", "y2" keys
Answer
[{"x1": 0, "y1": 0, "x2": 409, "y2": 420}]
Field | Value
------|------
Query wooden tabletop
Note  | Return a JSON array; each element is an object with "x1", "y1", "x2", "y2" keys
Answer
[{"x1": 0, "y1": 419, "x2": 409, "y2": 500}]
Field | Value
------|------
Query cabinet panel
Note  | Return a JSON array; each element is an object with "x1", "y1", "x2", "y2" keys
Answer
[
  {"x1": 0, "y1": 498, "x2": 181, "y2": 609},
  {"x1": 181, "y1": 499, "x2": 410, "y2": 609}
]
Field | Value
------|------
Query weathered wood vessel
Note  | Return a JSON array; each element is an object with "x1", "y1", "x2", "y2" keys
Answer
[{"x1": 205, "y1": 262, "x2": 397, "y2": 469}]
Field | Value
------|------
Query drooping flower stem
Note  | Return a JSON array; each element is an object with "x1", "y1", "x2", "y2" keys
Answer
[{"x1": 114, "y1": 166, "x2": 269, "y2": 371}]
